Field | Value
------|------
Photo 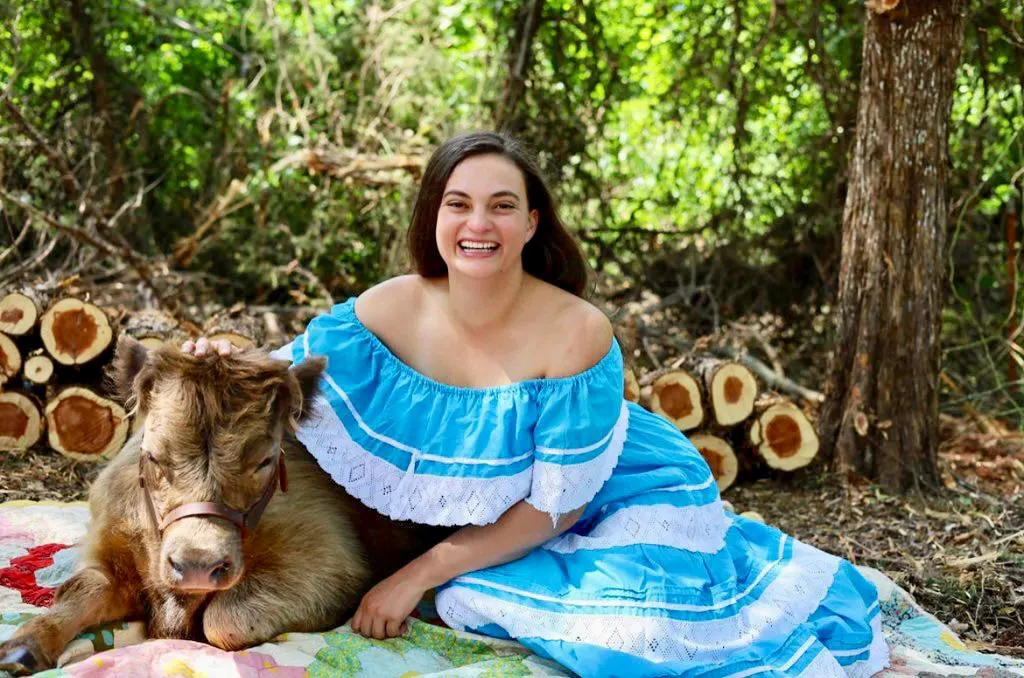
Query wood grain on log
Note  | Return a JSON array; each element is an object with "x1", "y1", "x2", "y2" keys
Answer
[
  {"x1": 645, "y1": 369, "x2": 704, "y2": 431},
  {"x1": 45, "y1": 387, "x2": 128, "y2": 461},
  {"x1": 23, "y1": 354, "x2": 54, "y2": 385},
  {"x1": 682, "y1": 356, "x2": 758, "y2": 427},
  {"x1": 40, "y1": 299, "x2": 114, "y2": 365},
  {"x1": 689, "y1": 433, "x2": 738, "y2": 491},
  {"x1": 749, "y1": 395, "x2": 819, "y2": 471},
  {"x1": 0, "y1": 391, "x2": 43, "y2": 451},
  {"x1": 0, "y1": 333, "x2": 21, "y2": 386},
  {"x1": 0, "y1": 291, "x2": 42, "y2": 336}
]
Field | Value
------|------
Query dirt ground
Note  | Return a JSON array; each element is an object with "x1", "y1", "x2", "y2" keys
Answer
[{"x1": 2, "y1": 428, "x2": 1022, "y2": 657}]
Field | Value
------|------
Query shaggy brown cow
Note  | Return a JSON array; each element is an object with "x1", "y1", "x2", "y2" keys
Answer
[{"x1": 0, "y1": 337, "x2": 445, "y2": 675}]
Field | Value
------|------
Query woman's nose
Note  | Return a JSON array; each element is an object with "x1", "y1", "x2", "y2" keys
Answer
[{"x1": 465, "y1": 209, "x2": 490, "y2": 231}]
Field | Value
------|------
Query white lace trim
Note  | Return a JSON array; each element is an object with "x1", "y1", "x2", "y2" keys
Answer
[
  {"x1": 841, "y1": 613, "x2": 889, "y2": 678},
  {"x1": 526, "y1": 402, "x2": 628, "y2": 523},
  {"x1": 726, "y1": 636, "x2": 844, "y2": 678},
  {"x1": 543, "y1": 501, "x2": 730, "y2": 555},
  {"x1": 436, "y1": 537, "x2": 842, "y2": 665},
  {"x1": 793, "y1": 645, "x2": 846, "y2": 678},
  {"x1": 297, "y1": 395, "x2": 531, "y2": 526}
]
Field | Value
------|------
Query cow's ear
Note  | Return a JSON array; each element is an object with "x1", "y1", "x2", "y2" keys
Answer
[
  {"x1": 279, "y1": 356, "x2": 327, "y2": 425},
  {"x1": 107, "y1": 335, "x2": 155, "y2": 413}
]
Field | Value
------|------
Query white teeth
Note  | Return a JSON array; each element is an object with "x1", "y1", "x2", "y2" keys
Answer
[{"x1": 459, "y1": 241, "x2": 499, "y2": 251}]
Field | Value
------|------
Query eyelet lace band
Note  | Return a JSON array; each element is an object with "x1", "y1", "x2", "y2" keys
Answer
[{"x1": 436, "y1": 538, "x2": 847, "y2": 666}]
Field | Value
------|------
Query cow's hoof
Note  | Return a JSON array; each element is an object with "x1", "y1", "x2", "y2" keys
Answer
[{"x1": 0, "y1": 642, "x2": 46, "y2": 676}]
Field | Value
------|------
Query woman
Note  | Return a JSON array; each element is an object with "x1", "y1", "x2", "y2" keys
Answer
[{"x1": 188, "y1": 132, "x2": 888, "y2": 677}]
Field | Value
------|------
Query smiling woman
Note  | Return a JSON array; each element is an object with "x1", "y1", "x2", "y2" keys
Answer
[{"x1": 252, "y1": 131, "x2": 893, "y2": 677}]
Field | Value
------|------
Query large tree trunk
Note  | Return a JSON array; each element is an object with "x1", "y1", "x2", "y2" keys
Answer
[{"x1": 819, "y1": 0, "x2": 966, "y2": 492}]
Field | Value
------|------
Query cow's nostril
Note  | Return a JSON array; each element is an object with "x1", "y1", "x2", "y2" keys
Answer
[
  {"x1": 209, "y1": 559, "x2": 231, "y2": 583},
  {"x1": 167, "y1": 556, "x2": 185, "y2": 582}
]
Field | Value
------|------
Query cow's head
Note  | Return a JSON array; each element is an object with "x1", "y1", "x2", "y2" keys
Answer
[{"x1": 110, "y1": 336, "x2": 325, "y2": 594}]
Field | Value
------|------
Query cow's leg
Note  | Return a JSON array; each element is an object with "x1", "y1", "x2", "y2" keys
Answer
[
  {"x1": 0, "y1": 567, "x2": 139, "y2": 675},
  {"x1": 201, "y1": 573, "x2": 357, "y2": 651}
]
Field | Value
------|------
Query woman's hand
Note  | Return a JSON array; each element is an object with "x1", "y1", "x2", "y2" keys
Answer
[
  {"x1": 350, "y1": 568, "x2": 430, "y2": 640},
  {"x1": 181, "y1": 337, "x2": 235, "y2": 357}
]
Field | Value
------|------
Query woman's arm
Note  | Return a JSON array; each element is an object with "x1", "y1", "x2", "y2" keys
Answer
[
  {"x1": 414, "y1": 499, "x2": 585, "y2": 588},
  {"x1": 351, "y1": 500, "x2": 585, "y2": 639}
]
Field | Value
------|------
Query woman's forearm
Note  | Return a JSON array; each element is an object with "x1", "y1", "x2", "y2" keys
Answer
[{"x1": 404, "y1": 500, "x2": 585, "y2": 590}]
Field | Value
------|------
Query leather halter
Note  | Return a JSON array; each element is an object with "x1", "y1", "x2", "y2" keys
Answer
[{"x1": 138, "y1": 453, "x2": 288, "y2": 539}]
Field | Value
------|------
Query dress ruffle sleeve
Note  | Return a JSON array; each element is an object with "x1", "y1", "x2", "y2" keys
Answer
[{"x1": 526, "y1": 341, "x2": 628, "y2": 524}]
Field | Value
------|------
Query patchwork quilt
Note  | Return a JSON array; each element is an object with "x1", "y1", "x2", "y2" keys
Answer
[{"x1": 1, "y1": 500, "x2": 1022, "y2": 677}]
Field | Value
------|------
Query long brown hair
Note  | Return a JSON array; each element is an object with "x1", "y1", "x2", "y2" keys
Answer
[{"x1": 407, "y1": 131, "x2": 589, "y2": 297}]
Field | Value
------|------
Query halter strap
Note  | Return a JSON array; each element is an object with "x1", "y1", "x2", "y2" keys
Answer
[{"x1": 138, "y1": 453, "x2": 287, "y2": 539}]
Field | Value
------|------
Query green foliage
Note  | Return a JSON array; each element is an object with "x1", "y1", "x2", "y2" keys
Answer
[{"x1": 1, "y1": 0, "x2": 1023, "y2": 421}]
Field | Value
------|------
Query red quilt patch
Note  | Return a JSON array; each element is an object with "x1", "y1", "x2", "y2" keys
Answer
[{"x1": 0, "y1": 543, "x2": 69, "y2": 607}]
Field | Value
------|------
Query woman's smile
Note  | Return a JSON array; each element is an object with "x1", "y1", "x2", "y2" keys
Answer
[{"x1": 457, "y1": 239, "x2": 501, "y2": 257}]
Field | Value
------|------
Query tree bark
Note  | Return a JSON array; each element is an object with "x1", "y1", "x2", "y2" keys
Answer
[
  {"x1": 819, "y1": 0, "x2": 966, "y2": 492},
  {"x1": 495, "y1": 0, "x2": 545, "y2": 134}
]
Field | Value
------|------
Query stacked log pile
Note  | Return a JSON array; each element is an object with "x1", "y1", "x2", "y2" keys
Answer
[
  {"x1": 0, "y1": 292, "x2": 269, "y2": 460},
  {"x1": 625, "y1": 356, "x2": 819, "y2": 492}
]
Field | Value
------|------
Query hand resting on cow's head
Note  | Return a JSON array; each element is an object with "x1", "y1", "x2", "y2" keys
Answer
[{"x1": 0, "y1": 336, "x2": 443, "y2": 675}]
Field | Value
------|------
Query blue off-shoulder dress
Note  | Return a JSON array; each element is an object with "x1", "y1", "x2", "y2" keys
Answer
[{"x1": 273, "y1": 298, "x2": 889, "y2": 678}]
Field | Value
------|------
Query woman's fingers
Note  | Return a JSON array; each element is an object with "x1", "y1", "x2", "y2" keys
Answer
[
  {"x1": 181, "y1": 337, "x2": 237, "y2": 357},
  {"x1": 384, "y1": 618, "x2": 404, "y2": 638},
  {"x1": 350, "y1": 609, "x2": 363, "y2": 636}
]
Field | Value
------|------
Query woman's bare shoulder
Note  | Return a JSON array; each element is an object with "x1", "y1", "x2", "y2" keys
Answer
[
  {"x1": 531, "y1": 283, "x2": 613, "y2": 378},
  {"x1": 354, "y1": 275, "x2": 429, "y2": 334}
]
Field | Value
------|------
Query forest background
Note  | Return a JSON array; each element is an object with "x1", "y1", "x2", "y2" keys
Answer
[
  {"x1": 1, "y1": 0, "x2": 1023, "y2": 650},
  {"x1": 3, "y1": 0, "x2": 1024, "y2": 428}
]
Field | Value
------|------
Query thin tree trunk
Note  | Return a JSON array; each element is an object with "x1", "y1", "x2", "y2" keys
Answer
[
  {"x1": 819, "y1": 0, "x2": 966, "y2": 493},
  {"x1": 495, "y1": 0, "x2": 545, "y2": 134}
]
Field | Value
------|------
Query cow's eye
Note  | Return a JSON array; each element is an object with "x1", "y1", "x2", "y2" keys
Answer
[
  {"x1": 256, "y1": 457, "x2": 274, "y2": 471},
  {"x1": 146, "y1": 451, "x2": 161, "y2": 466}
]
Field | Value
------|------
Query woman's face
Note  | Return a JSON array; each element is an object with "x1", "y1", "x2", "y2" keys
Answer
[{"x1": 436, "y1": 153, "x2": 539, "y2": 280}]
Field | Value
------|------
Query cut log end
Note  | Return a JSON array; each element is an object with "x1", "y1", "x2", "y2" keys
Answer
[
  {"x1": 24, "y1": 355, "x2": 54, "y2": 384},
  {"x1": 122, "y1": 309, "x2": 181, "y2": 351},
  {"x1": 45, "y1": 387, "x2": 128, "y2": 461},
  {"x1": 624, "y1": 368, "x2": 640, "y2": 403},
  {"x1": 203, "y1": 310, "x2": 265, "y2": 349},
  {"x1": 709, "y1": 362, "x2": 758, "y2": 426},
  {"x1": 648, "y1": 370, "x2": 704, "y2": 431},
  {"x1": 138, "y1": 336, "x2": 169, "y2": 351},
  {"x1": 689, "y1": 433, "x2": 738, "y2": 492},
  {"x1": 207, "y1": 332, "x2": 256, "y2": 350},
  {"x1": 752, "y1": 402, "x2": 819, "y2": 471},
  {"x1": 0, "y1": 392, "x2": 43, "y2": 451},
  {"x1": 0, "y1": 292, "x2": 40, "y2": 335},
  {"x1": 41, "y1": 299, "x2": 114, "y2": 365},
  {"x1": 0, "y1": 333, "x2": 21, "y2": 386}
]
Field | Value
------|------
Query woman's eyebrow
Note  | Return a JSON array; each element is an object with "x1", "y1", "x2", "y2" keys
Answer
[{"x1": 441, "y1": 190, "x2": 521, "y2": 200}]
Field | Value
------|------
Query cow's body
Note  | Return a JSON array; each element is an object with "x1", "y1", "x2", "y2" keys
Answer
[{"x1": 0, "y1": 340, "x2": 444, "y2": 675}]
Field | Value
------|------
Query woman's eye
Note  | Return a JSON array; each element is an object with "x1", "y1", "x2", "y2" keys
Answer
[
  {"x1": 446, "y1": 200, "x2": 467, "y2": 209},
  {"x1": 496, "y1": 203, "x2": 515, "y2": 210}
]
